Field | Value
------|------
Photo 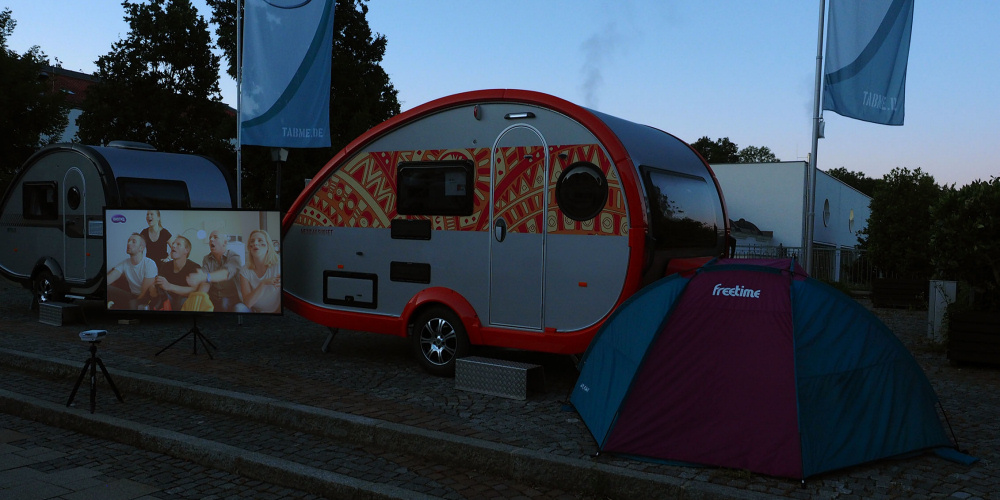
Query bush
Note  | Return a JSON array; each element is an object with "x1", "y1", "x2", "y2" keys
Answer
[
  {"x1": 861, "y1": 168, "x2": 940, "y2": 280},
  {"x1": 930, "y1": 177, "x2": 1000, "y2": 311}
]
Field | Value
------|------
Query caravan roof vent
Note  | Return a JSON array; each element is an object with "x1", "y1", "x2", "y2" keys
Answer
[{"x1": 107, "y1": 141, "x2": 157, "y2": 151}]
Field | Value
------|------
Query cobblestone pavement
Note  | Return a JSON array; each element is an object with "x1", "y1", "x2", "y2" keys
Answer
[
  {"x1": 1, "y1": 413, "x2": 321, "y2": 499},
  {"x1": 0, "y1": 278, "x2": 997, "y2": 499}
]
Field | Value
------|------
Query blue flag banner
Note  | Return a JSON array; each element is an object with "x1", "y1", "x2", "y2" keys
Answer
[
  {"x1": 240, "y1": 0, "x2": 335, "y2": 147},
  {"x1": 822, "y1": 0, "x2": 913, "y2": 125}
]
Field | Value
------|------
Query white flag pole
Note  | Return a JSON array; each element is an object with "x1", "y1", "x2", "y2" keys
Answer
[{"x1": 805, "y1": 0, "x2": 827, "y2": 275}]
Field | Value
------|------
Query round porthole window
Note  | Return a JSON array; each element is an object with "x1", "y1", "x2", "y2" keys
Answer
[
  {"x1": 555, "y1": 162, "x2": 608, "y2": 221},
  {"x1": 822, "y1": 199, "x2": 831, "y2": 227},
  {"x1": 67, "y1": 187, "x2": 82, "y2": 210}
]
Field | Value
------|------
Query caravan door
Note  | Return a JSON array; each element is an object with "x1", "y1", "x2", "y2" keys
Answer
[
  {"x1": 489, "y1": 124, "x2": 548, "y2": 330},
  {"x1": 61, "y1": 167, "x2": 87, "y2": 283}
]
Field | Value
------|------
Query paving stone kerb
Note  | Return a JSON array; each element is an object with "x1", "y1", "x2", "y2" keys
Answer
[
  {"x1": 0, "y1": 348, "x2": 752, "y2": 500},
  {"x1": 0, "y1": 279, "x2": 997, "y2": 499},
  {"x1": 0, "y1": 387, "x2": 430, "y2": 500}
]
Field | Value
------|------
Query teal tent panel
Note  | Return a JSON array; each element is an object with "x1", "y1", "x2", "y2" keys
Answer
[
  {"x1": 792, "y1": 279, "x2": 951, "y2": 477},
  {"x1": 571, "y1": 274, "x2": 690, "y2": 447}
]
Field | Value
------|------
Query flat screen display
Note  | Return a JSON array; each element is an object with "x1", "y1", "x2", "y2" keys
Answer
[{"x1": 103, "y1": 208, "x2": 282, "y2": 315}]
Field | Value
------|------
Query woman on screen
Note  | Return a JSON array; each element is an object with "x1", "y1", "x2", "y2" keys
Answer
[
  {"x1": 140, "y1": 209, "x2": 172, "y2": 262},
  {"x1": 235, "y1": 229, "x2": 281, "y2": 313}
]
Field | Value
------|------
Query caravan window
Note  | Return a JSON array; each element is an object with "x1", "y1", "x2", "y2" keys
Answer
[
  {"x1": 397, "y1": 160, "x2": 474, "y2": 216},
  {"x1": 23, "y1": 182, "x2": 58, "y2": 220},
  {"x1": 556, "y1": 162, "x2": 608, "y2": 221},
  {"x1": 642, "y1": 168, "x2": 722, "y2": 250},
  {"x1": 67, "y1": 187, "x2": 82, "y2": 210},
  {"x1": 117, "y1": 178, "x2": 190, "y2": 209}
]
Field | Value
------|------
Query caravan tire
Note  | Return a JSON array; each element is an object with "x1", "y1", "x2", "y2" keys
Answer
[
  {"x1": 411, "y1": 306, "x2": 469, "y2": 377},
  {"x1": 33, "y1": 269, "x2": 62, "y2": 307}
]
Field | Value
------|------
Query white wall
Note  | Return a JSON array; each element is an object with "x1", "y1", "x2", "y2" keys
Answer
[
  {"x1": 711, "y1": 162, "x2": 869, "y2": 249},
  {"x1": 712, "y1": 162, "x2": 807, "y2": 248},
  {"x1": 58, "y1": 109, "x2": 83, "y2": 143},
  {"x1": 813, "y1": 170, "x2": 870, "y2": 248}
]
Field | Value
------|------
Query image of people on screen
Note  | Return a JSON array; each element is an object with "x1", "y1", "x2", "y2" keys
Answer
[
  {"x1": 236, "y1": 229, "x2": 281, "y2": 314},
  {"x1": 139, "y1": 209, "x2": 173, "y2": 262},
  {"x1": 153, "y1": 236, "x2": 202, "y2": 311},
  {"x1": 106, "y1": 233, "x2": 158, "y2": 310},
  {"x1": 185, "y1": 230, "x2": 242, "y2": 312}
]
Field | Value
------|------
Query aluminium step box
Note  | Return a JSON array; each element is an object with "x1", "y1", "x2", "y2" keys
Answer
[
  {"x1": 455, "y1": 356, "x2": 545, "y2": 400},
  {"x1": 39, "y1": 301, "x2": 82, "y2": 326}
]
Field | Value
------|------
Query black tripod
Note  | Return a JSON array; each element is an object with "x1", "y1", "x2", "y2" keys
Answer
[
  {"x1": 156, "y1": 315, "x2": 217, "y2": 359},
  {"x1": 67, "y1": 340, "x2": 124, "y2": 414}
]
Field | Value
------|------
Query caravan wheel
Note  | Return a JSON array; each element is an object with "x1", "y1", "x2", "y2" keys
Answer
[
  {"x1": 33, "y1": 269, "x2": 62, "y2": 308},
  {"x1": 411, "y1": 306, "x2": 469, "y2": 377}
]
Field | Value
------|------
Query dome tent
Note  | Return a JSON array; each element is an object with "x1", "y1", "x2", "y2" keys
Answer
[{"x1": 571, "y1": 259, "x2": 957, "y2": 478}]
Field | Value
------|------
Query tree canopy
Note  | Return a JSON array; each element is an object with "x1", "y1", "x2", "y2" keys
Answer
[
  {"x1": 826, "y1": 167, "x2": 881, "y2": 197},
  {"x1": 207, "y1": 0, "x2": 400, "y2": 209},
  {"x1": 859, "y1": 167, "x2": 941, "y2": 279},
  {"x1": 690, "y1": 136, "x2": 779, "y2": 164},
  {"x1": 76, "y1": 0, "x2": 233, "y2": 162},
  {"x1": 0, "y1": 8, "x2": 68, "y2": 188},
  {"x1": 930, "y1": 177, "x2": 1000, "y2": 310}
]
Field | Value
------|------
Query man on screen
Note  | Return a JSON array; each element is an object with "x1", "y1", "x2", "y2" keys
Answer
[
  {"x1": 154, "y1": 236, "x2": 202, "y2": 310},
  {"x1": 106, "y1": 233, "x2": 157, "y2": 310},
  {"x1": 186, "y1": 230, "x2": 242, "y2": 312}
]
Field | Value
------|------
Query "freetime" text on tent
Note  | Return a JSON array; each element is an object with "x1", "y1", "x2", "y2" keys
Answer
[{"x1": 712, "y1": 283, "x2": 761, "y2": 299}]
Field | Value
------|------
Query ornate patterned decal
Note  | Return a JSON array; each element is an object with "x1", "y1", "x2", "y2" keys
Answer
[
  {"x1": 296, "y1": 144, "x2": 628, "y2": 236},
  {"x1": 547, "y1": 144, "x2": 628, "y2": 236},
  {"x1": 493, "y1": 145, "x2": 546, "y2": 234},
  {"x1": 296, "y1": 148, "x2": 491, "y2": 230}
]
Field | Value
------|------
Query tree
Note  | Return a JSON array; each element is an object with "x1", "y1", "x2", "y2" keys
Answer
[
  {"x1": 690, "y1": 136, "x2": 780, "y2": 164},
  {"x1": 691, "y1": 136, "x2": 739, "y2": 163},
  {"x1": 859, "y1": 167, "x2": 941, "y2": 279},
  {"x1": 736, "y1": 145, "x2": 778, "y2": 164},
  {"x1": 205, "y1": 0, "x2": 238, "y2": 80},
  {"x1": 0, "y1": 8, "x2": 68, "y2": 188},
  {"x1": 826, "y1": 167, "x2": 881, "y2": 197},
  {"x1": 207, "y1": 0, "x2": 400, "y2": 209},
  {"x1": 77, "y1": 0, "x2": 233, "y2": 163},
  {"x1": 930, "y1": 178, "x2": 1000, "y2": 310}
]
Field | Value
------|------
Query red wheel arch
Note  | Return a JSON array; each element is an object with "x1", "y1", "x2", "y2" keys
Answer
[{"x1": 401, "y1": 287, "x2": 483, "y2": 344}]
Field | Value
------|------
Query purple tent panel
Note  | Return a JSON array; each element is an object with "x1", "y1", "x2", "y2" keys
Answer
[{"x1": 603, "y1": 269, "x2": 802, "y2": 477}]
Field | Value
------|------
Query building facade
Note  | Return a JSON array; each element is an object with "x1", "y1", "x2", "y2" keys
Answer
[{"x1": 712, "y1": 162, "x2": 871, "y2": 280}]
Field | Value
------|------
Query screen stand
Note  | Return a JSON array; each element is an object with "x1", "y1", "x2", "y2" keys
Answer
[{"x1": 156, "y1": 315, "x2": 217, "y2": 359}]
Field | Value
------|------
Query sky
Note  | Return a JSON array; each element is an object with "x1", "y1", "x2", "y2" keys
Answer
[{"x1": 4, "y1": 0, "x2": 997, "y2": 188}]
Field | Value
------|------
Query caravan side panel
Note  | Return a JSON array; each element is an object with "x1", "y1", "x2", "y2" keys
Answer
[
  {"x1": 0, "y1": 143, "x2": 236, "y2": 301},
  {"x1": 283, "y1": 93, "x2": 640, "y2": 353},
  {"x1": 0, "y1": 149, "x2": 107, "y2": 291}
]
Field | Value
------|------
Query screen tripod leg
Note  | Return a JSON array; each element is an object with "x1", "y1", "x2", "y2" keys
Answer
[
  {"x1": 156, "y1": 329, "x2": 194, "y2": 356},
  {"x1": 190, "y1": 326, "x2": 216, "y2": 359}
]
